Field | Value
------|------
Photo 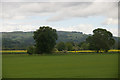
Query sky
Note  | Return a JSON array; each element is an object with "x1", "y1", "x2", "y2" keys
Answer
[{"x1": 0, "y1": 0, "x2": 119, "y2": 36}]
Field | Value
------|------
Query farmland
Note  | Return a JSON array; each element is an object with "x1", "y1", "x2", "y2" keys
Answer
[
  {"x1": 1, "y1": 49, "x2": 120, "y2": 54},
  {"x1": 2, "y1": 53, "x2": 118, "y2": 78}
]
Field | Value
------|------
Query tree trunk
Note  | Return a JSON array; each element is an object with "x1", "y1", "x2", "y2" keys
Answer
[
  {"x1": 97, "y1": 50, "x2": 99, "y2": 53},
  {"x1": 104, "y1": 50, "x2": 108, "y2": 53}
]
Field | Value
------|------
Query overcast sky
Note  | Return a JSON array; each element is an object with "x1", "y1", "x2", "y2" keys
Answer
[{"x1": 0, "y1": 0, "x2": 119, "y2": 36}]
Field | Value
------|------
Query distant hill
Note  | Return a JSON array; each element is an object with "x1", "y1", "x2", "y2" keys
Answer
[{"x1": 1, "y1": 31, "x2": 89, "y2": 50}]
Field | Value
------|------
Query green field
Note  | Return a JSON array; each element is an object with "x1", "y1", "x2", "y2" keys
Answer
[{"x1": 2, "y1": 53, "x2": 118, "y2": 78}]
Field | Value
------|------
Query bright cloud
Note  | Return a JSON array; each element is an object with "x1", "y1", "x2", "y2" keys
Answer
[{"x1": 102, "y1": 18, "x2": 118, "y2": 25}]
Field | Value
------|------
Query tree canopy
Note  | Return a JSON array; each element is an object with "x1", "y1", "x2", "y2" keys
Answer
[
  {"x1": 86, "y1": 28, "x2": 115, "y2": 52},
  {"x1": 78, "y1": 41, "x2": 89, "y2": 50},
  {"x1": 65, "y1": 42, "x2": 73, "y2": 51},
  {"x1": 56, "y1": 42, "x2": 66, "y2": 51},
  {"x1": 33, "y1": 26, "x2": 58, "y2": 54}
]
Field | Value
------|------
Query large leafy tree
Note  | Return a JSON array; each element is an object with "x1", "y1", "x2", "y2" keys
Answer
[
  {"x1": 86, "y1": 28, "x2": 115, "y2": 52},
  {"x1": 33, "y1": 26, "x2": 58, "y2": 54},
  {"x1": 118, "y1": 37, "x2": 120, "y2": 49}
]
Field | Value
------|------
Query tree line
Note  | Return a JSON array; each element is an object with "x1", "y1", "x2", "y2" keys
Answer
[
  {"x1": 27, "y1": 26, "x2": 117, "y2": 54},
  {"x1": 2, "y1": 31, "x2": 88, "y2": 50}
]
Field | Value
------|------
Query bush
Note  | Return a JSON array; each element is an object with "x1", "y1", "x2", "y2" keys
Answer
[{"x1": 27, "y1": 46, "x2": 36, "y2": 55}]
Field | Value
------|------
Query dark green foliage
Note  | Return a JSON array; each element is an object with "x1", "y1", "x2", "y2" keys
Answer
[
  {"x1": 69, "y1": 41, "x2": 76, "y2": 46},
  {"x1": 2, "y1": 38, "x2": 20, "y2": 50},
  {"x1": 86, "y1": 28, "x2": 115, "y2": 52},
  {"x1": 2, "y1": 32, "x2": 34, "y2": 50},
  {"x1": 1, "y1": 30, "x2": 118, "y2": 50},
  {"x1": 57, "y1": 31, "x2": 88, "y2": 43},
  {"x1": 65, "y1": 42, "x2": 73, "y2": 51},
  {"x1": 27, "y1": 46, "x2": 36, "y2": 55},
  {"x1": 1, "y1": 31, "x2": 88, "y2": 50},
  {"x1": 33, "y1": 26, "x2": 58, "y2": 54},
  {"x1": 117, "y1": 37, "x2": 120, "y2": 49},
  {"x1": 78, "y1": 41, "x2": 89, "y2": 50},
  {"x1": 56, "y1": 41, "x2": 80, "y2": 51},
  {"x1": 73, "y1": 42, "x2": 80, "y2": 51},
  {"x1": 56, "y1": 42, "x2": 66, "y2": 51}
]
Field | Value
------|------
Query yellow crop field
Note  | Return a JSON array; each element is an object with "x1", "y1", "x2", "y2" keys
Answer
[
  {"x1": 0, "y1": 50, "x2": 27, "y2": 53},
  {"x1": 0, "y1": 49, "x2": 120, "y2": 53},
  {"x1": 68, "y1": 50, "x2": 120, "y2": 53}
]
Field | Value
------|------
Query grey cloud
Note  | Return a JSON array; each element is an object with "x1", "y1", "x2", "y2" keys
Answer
[
  {"x1": 47, "y1": 2, "x2": 118, "y2": 21},
  {"x1": 1, "y1": 2, "x2": 118, "y2": 22},
  {"x1": 2, "y1": 2, "x2": 92, "y2": 19},
  {"x1": 1, "y1": 0, "x2": 119, "y2": 2}
]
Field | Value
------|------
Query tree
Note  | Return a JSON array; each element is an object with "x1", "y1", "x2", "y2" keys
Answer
[
  {"x1": 118, "y1": 37, "x2": 120, "y2": 49},
  {"x1": 78, "y1": 41, "x2": 89, "y2": 50},
  {"x1": 56, "y1": 42, "x2": 66, "y2": 51},
  {"x1": 65, "y1": 42, "x2": 73, "y2": 51},
  {"x1": 2, "y1": 38, "x2": 21, "y2": 50},
  {"x1": 86, "y1": 28, "x2": 115, "y2": 53},
  {"x1": 73, "y1": 42, "x2": 79, "y2": 53},
  {"x1": 27, "y1": 46, "x2": 36, "y2": 55},
  {"x1": 33, "y1": 26, "x2": 58, "y2": 54}
]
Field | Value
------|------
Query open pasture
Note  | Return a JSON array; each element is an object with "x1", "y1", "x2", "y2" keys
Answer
[{"x1": 2, "y1": 53, "x2": 118, "y2": 78}]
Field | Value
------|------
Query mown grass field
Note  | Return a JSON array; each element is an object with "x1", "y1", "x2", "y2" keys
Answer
[{"x1": 2, "y1": 53, "x2": 118, "y2": 78}]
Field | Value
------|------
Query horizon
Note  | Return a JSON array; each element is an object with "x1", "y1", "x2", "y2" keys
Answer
[{"x1": 1, "y1": 29, "x2": 119, "y2": 37}]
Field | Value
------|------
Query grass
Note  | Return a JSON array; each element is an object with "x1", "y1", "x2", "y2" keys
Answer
[
  {"x1": 2, "y1": 53, "x2": 118, "y2": 78},
  {"x1": 0, "y1": 55, "x2": 2, "y2": 79}
]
